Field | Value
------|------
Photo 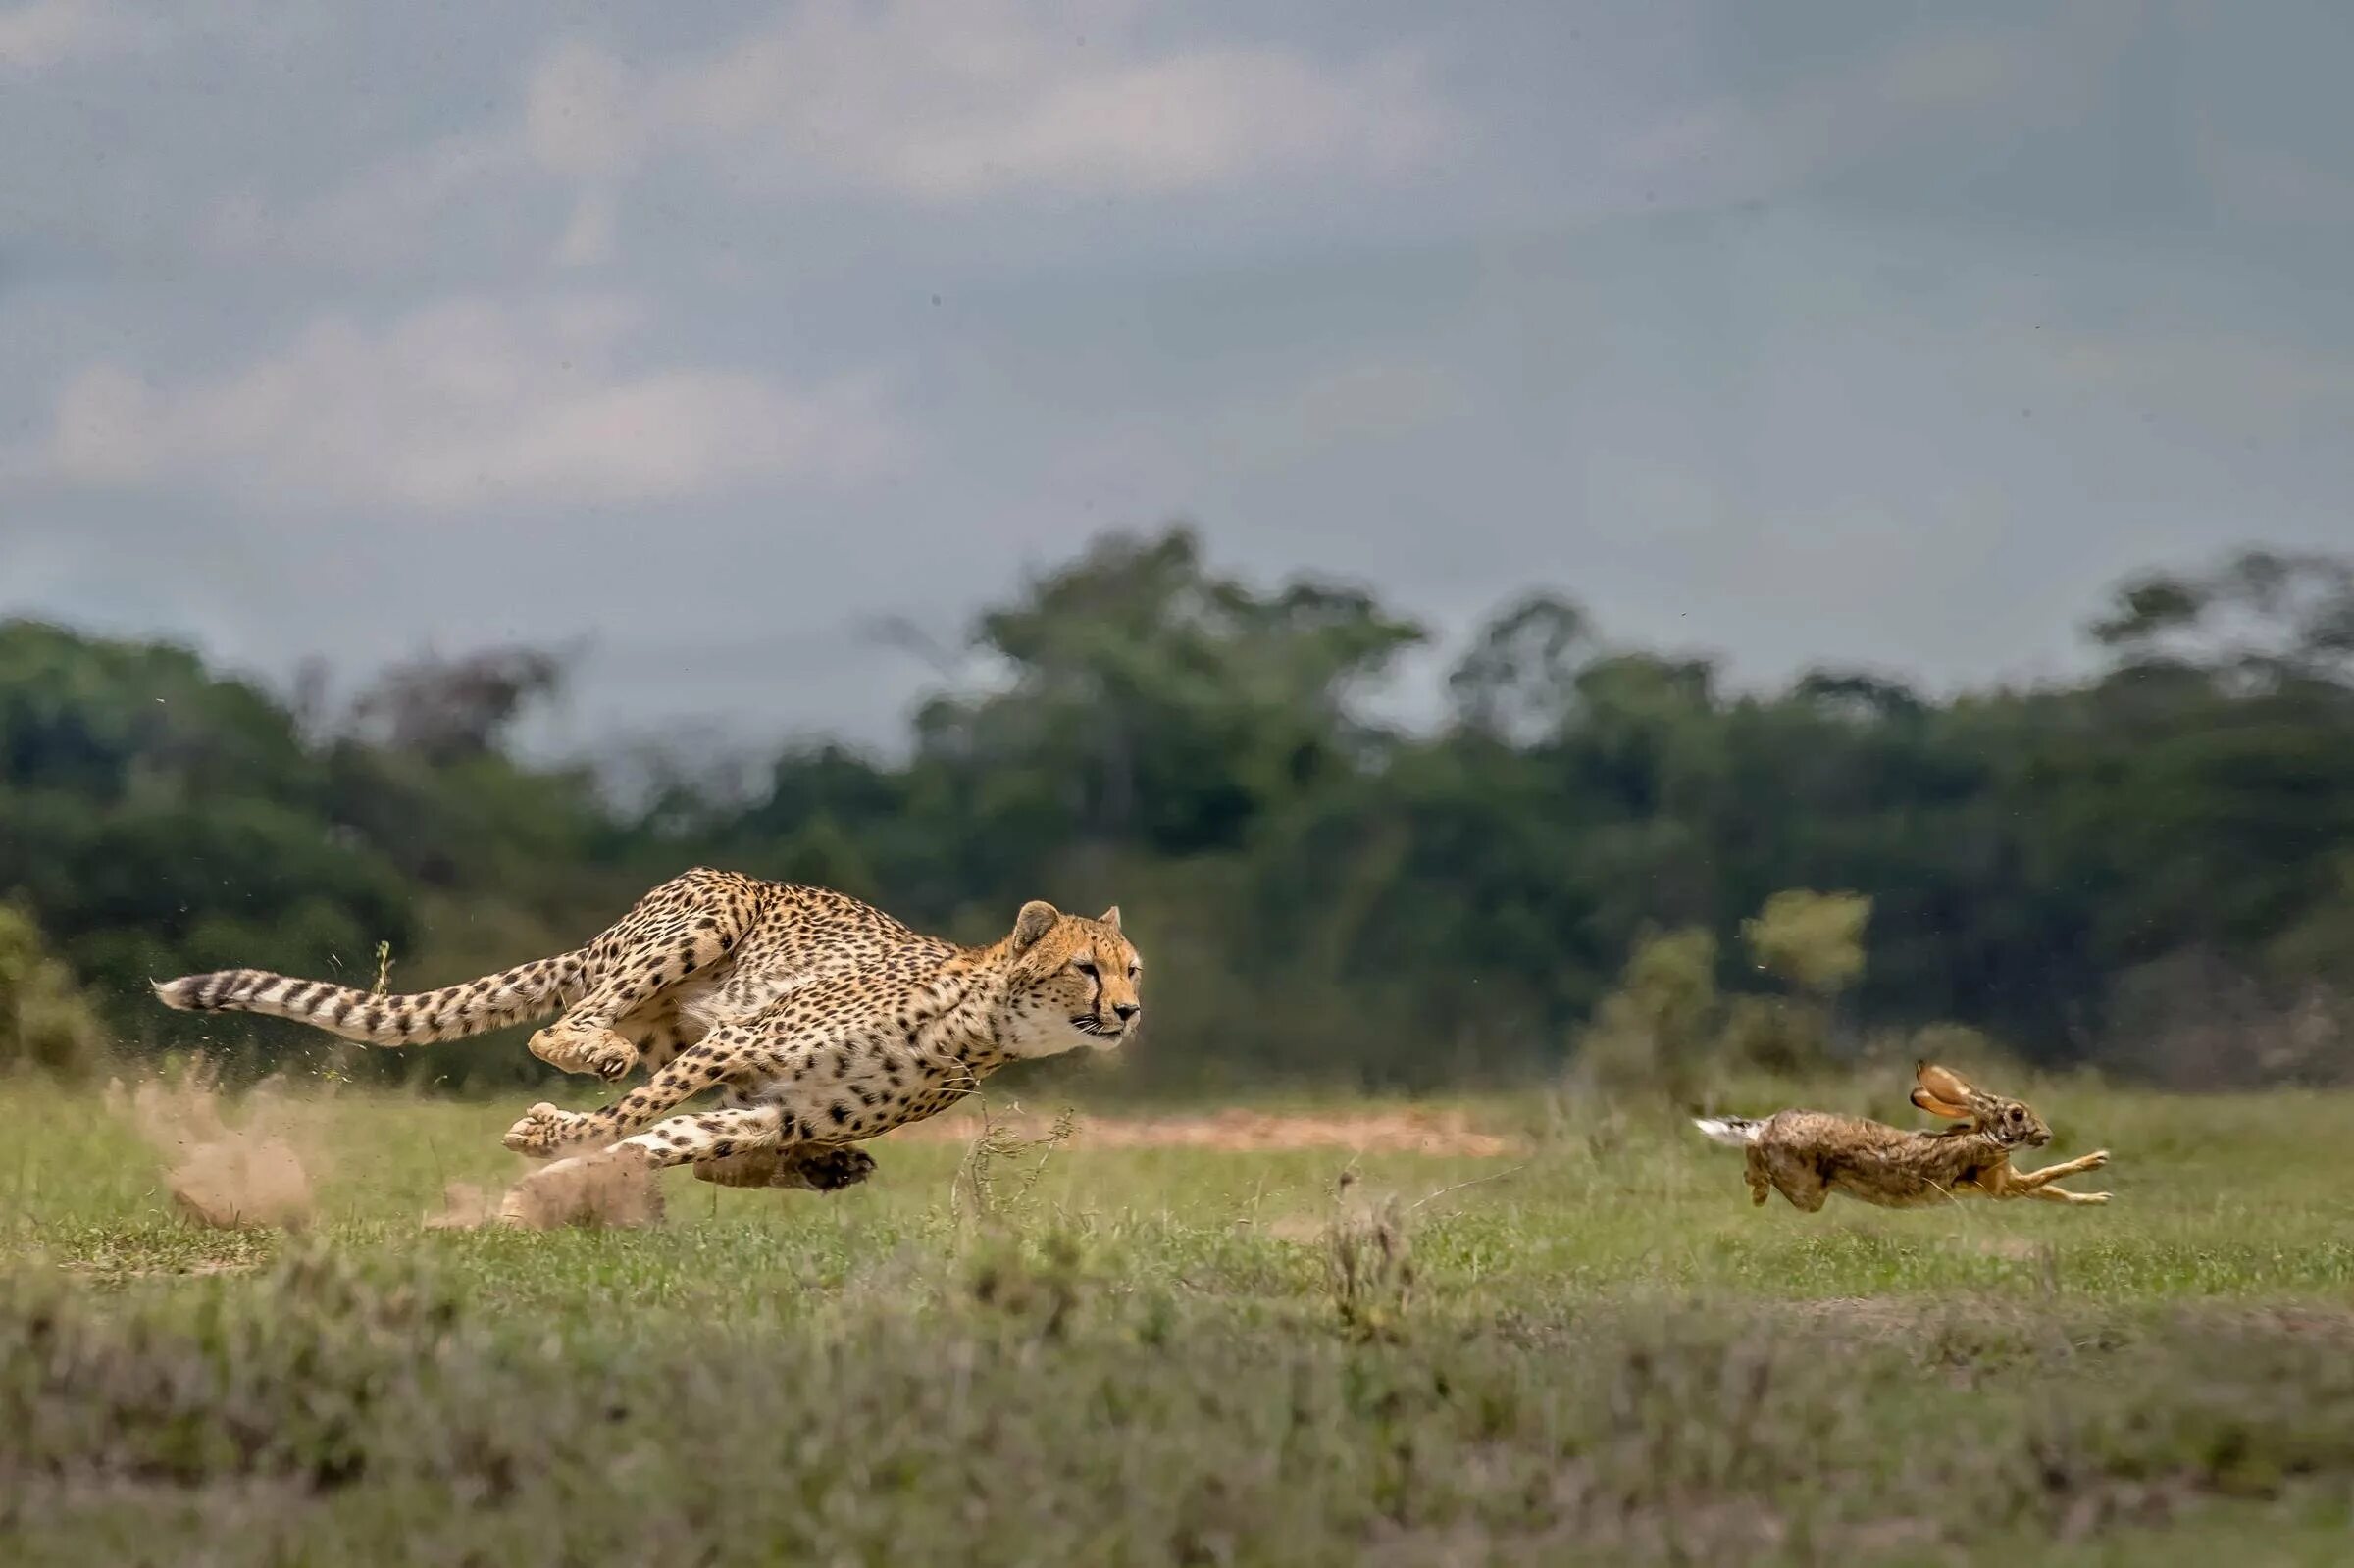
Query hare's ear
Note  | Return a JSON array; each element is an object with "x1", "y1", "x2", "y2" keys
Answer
[
  {"x1": 1915, "y1": 1061, "x2": 1977, "y2": 1109},
  {"x1": 1911, "y1": 1087, "x2": 1970, "y2": 1120}
]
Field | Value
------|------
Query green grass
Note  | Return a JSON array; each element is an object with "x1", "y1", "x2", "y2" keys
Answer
[{"x1": 5, "y1": 1069, "x2": 2354, "y2": 1564}]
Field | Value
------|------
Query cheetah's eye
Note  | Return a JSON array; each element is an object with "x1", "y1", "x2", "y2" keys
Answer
[
  {"x1": 1127, "y1": 963, "x2": 1141, "y2": 979},
  {"x1": 1074, "y1": 959, "x2": 1099, "y2": 978}
]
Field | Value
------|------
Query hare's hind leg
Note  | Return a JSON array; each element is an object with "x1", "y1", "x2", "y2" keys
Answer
[
  {"x1": 1757, "y1": 1147, "x2": 1829, "y2": 1211},
  {"x1": 1777, "y1": 1177, "x2": 1830, "y2": 1212},
  {"x1": 1743, "y1": 1146, "x2": 1771, "y2": 1206}
]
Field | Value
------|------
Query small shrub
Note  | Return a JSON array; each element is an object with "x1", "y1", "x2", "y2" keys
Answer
[
  {"x1": 0, "y1": 902, "x2": 105, "y2": 1078},
  {"x1": 964, "y1": 1225, "x2": 1094, "y2": 1341},
  {"x1": 1573, "y1": 927, "x2": 1720, "y2": 1105},
  {"x1": 1740, "y1": 889, "x2": 1870, "y2": 997},
  {"x1": 1717, "y1": 994, "x2": 1829, "y2": 1077}
]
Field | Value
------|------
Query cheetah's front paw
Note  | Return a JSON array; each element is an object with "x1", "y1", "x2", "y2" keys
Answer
[
  {"x1": 2081, "y1": 1149, "x2": 2111, "y2": 1170},
  {"x1": 529, "y1": 1022, "x2": 638, "y2": 1082},
  {"x1": 503, "y1": 1101, "x2": 588, "y2": 1157},
  {"x1": 582, "y1": 1039, "x2": 637, "y2": 1083}
]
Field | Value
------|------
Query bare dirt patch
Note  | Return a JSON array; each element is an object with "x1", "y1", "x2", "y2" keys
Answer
[
  {"x1": 887, "y1": 1105, "x2": 1521, "y2": 1157},
  {"x1": 103, "y1": 1068, "x2": 320, "y2": 1232}
]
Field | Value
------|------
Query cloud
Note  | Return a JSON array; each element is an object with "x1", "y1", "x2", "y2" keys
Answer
[
  {"x1": 197, "y1": 133, "x2": 537, "y2": 276},
  {"x1": 2193, "y1": 130, "x2": 2354, "y2": 229},
  {"x1": 580, "y1": 0, "x2": 1454, "y2": 203},
  {"x1": 28, "y1": 295, "x2": 901, "y2": 513},
  {"x1": 304, "y1": 0, "x2": 1449, "y2": 254},
  {"x1": 1609, "y1": 13, "x2": 2130, "y2": 217},
  {"x1": 0, "y1": 0, "x2": 147, "y2": 71},
  {"x1": 551, "y1": 187, "x2": 619, "y2": 270},
  {"x1": 1203, "y1": 356, "x2": 1471, "y2": 475},
  {"x1": 2047, "y1": 325, "x2": 2354, "y2": 433},
  {"x1": 1042, "y1": 351, "x2": 1470, "y2": 514}
]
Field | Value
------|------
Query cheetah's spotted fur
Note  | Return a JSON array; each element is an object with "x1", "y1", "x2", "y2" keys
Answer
[{"x1": 153, "y1": 869, "x2": 1143, "y2": 1196}]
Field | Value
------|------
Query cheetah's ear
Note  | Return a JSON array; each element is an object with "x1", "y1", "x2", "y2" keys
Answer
[
  {"x1": 1011, "y1": 900, "x2": 1061, "y2": 950},
  {"x1": 1099, "y1": 905, "x2": 1121, "y2": 933}
]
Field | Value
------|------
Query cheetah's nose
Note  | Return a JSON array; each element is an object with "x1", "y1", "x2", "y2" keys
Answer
[{"x1": 1113, "y1": 1002, "x2": 1140, "y2": 1023}]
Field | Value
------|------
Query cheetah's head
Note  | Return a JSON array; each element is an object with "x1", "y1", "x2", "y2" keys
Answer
[{"x1": 998, "y1": 900, "x2": 1143, "y2": 1057}]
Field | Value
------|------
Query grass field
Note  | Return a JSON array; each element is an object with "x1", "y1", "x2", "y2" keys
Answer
[{"x1": 6, "y1": 1065, "x2": 2354, "y2": 1565}]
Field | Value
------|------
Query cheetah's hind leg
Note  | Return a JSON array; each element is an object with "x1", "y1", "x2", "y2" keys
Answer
[{"x1": 692, "y1": 1144, "x2": 878, "y2": 1191}]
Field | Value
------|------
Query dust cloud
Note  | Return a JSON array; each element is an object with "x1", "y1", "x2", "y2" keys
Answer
[{"x1": 105, "y1": 1066, "x2": 321, "y2": 1231}]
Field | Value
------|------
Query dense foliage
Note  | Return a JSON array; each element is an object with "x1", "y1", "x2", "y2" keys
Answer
[{"x1": 2, "y1": 531, "x2": 2349, "y2": 1090}]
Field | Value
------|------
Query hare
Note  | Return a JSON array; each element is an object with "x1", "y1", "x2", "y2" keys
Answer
[{"x1": 1692, "y1": 1062, "x2": 2112, "y2": 1211}]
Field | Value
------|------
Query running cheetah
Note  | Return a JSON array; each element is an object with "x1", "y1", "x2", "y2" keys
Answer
[{"x1": 153, "y1": 868, "x2": 1143, "y2": 1194}]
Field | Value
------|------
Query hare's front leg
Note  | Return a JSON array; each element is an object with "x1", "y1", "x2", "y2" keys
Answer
[
  {"x1": 2024, "y1": 1184, "x2": 2110, "y2": 1205},
  {"x1": 1987, "y1": 1150, "x2": 2111, "y2": 1204},
  {"x1": 2011, "y1": 1150, "x2": 2109, "y2": 1189}
]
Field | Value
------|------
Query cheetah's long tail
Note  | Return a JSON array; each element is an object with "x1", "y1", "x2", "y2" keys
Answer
[
  {"x1": 1690, "y1": 1114, "x2": 1767, "y2": 1148},
  {"x1": 151, "y1": 952, "x2": 585, "y2": 1047}
]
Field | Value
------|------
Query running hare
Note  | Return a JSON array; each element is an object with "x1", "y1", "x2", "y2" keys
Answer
[{"x1": 1692, "y1": 1061, "x2": 2112, "y2": 1211}]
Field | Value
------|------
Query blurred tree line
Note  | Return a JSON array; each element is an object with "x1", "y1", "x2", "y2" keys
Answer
[{"x1": 3, "y1": 529, "x2": 2349, "y2": 1091}]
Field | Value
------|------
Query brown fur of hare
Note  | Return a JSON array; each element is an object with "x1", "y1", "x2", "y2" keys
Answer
[{"x1": 1692, "y1": 1062, "x2": 2112, "y2": 1212}]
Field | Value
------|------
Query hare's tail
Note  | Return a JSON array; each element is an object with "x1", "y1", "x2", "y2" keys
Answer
[{"x1": 1691, "y1": 1114, "x2": 1766, "y2": 1148}]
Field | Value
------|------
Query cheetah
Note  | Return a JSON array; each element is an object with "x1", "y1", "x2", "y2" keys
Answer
[
  {"x1": 152, "y1": 868, "x2": 1143, "y2": 1195},
  {"x1": 492, "y1": 892, "x2": 1139, "y2": 1214}
]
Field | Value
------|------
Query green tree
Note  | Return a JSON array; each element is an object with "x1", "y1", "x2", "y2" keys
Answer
[
  {"x1": 6, "y1": 533, "x2": 2352, "y2": 1093},
  {"x1": 917, "y1": 526, "x2": 1424, "y2": 861}
]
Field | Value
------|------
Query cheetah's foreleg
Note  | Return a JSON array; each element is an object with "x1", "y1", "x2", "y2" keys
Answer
[
  {"x1": 615, "y1": 1104, "x2": 788, "y2": 1171},
  {"x1": 502, "y1": 1035, "x2": 752, "y2": 1156}
]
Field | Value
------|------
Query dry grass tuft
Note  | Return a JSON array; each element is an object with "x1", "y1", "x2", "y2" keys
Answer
[
  {"x1": 950, "y1": 1103, "x2": 1077, "y2": 1226},
  {"x1": 1323, "y1": 1169, "x2": 1415, "y2": 1340}
]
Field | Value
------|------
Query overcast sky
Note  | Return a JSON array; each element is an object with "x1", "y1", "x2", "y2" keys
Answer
[{"x1": 4, "y1": 0, "x2": 2350, "y2": 752}]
